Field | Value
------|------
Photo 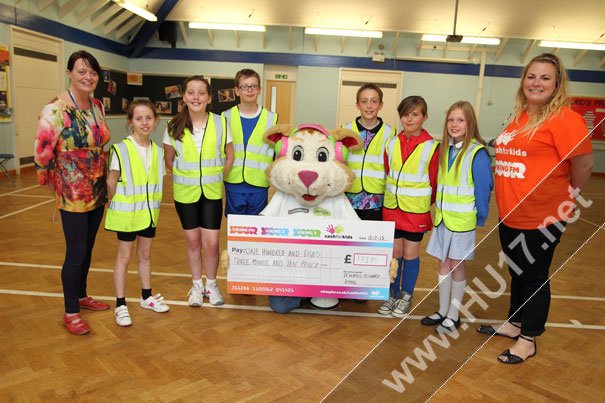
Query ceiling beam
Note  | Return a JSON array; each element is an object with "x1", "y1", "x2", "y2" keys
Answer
[
  {"x1": 38, "y1": 0, "x2": 55, "y2": 12},
  {"x1": 366, "y1": 38, "x2": 372, "y2": 55},
  {"x1": 91, "y1": 3, "x2": 122, "y2": 29},
  {"x1": 522, "y1": 40, "x2": 537, "y2": 63},
  {"x1": 288, "y1": 26, "x2": 292, "y2": 50},
  {"x1": 207, "y1": 29, "x2": 214, "y2": 47},
  {"x1": 76, "y1": 0, "x2": 108, "y2": 25},
  {"x1": 573, "y1": 50, "x2": 588, "y2": 66},
  {"x1": 392, "y1": 32, "x2": 399, "y2": 58},
  {"x1": 314, "y1": 35, "x2": 319, "y2": 52},
  {"x1": 341, "y1": 36, "x2": 346, "y2": 54},
  {"x1": 235, "y1": 31, "x2": 240, "y2": 48},
  {"x1": 494, "y1": 38, "x2": 509, "y2": 61},
  {"x1": 178, "y1": 21, "x2": 188, "y2": 46},
  {"x1": 115, "y1": 17, "x2": 141, "y2": 39},
  {"x1": 128, "y1": 0, "x2": 179, "y2": 58},
  {"x1": 59, "y1": 0, "x2": 82, "y2": 19},
  {"x1": 104, "y1": 10, "x2": 131, "y2": 34},
  {"x1": 468, "y1": 44, "x2": 477, "y2": 59},
  {"x1": 261, "y1": 31, "x2": 266, "y2": 49},
  {"x1": 600, "y1": 56, "x2": 605, "y2": 68}
]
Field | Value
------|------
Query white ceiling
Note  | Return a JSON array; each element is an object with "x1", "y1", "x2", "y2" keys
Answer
[{"x1": 161, "y1": 0, "x2": 605, "y2": 44}]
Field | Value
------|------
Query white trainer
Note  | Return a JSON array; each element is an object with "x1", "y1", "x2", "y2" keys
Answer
[
  {"x1": 205, "y1": 282, "x2": 224, "y2": 306},
  {"x1": 378, "y1": 297, "x2": 397, "y2": 315},
  {"x1": 188, "y1": 284, "x2": 204, "y2": 307},
  {"x1": 140, "y1": 293, "x2": 170, "y2": 313},
  {"x1": 391, "y1": 293, "x2": 413, "y2": 318},
  {"x1": 115, "y1": 305, "x2": 132, "y2": 327}
]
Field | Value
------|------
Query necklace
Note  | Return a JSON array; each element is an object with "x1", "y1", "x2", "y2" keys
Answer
[{"x1": 68, "y1": 88, "x2": 100, "y2": 141}]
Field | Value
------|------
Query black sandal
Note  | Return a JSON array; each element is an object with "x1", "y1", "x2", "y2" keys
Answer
[
  {"x1": 476, "y1": 322, "x2": 521, "y2": 340},
  {"x1": 497, "y1": 335, "x2": 537, "y2": 364},
  {"x1": 420, "y1": 312, "x2": 445, "y2": 326}
]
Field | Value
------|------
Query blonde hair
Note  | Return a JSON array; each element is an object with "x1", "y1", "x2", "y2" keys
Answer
[
  {"x1": 513, "y1": 53, "x2": 569, "y2": 138},
  {"x1": 441, "y1": 101, "x2": 483, "y2": 174}
]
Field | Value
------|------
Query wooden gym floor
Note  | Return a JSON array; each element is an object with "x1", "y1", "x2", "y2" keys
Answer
[{"x1": 0, "y1": 170, "x2": 603, "y2": 402}]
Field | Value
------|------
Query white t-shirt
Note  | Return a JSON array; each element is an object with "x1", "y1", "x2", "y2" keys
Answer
[
  {"x1": 162, "y1": 124, "x2": 232, "y2": 152},
  {"x1": 260, "y1": 192, "x2": 360, "y2": 220},
  {"x1": 109, "y1": 136, "x2": 164, "y2": 176}
]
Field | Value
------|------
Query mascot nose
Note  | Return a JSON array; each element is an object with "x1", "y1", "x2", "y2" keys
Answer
[{"x1": 298, "y1": 170, "x2": 318, "y2": 188}]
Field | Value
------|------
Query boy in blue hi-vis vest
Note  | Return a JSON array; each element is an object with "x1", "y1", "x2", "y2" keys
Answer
[
  {"x1": 106, "y1": 100, "x2": 169, "y2": 327},
  {"x1": 223, "y1": 69, "x2": 278, "y2": 216},
  {"x1": 163, "y1": 76, "x2": 234, "y2": 308},
  {"x1": 423, "y1": 101, "x2": 493, "y2": 334}
]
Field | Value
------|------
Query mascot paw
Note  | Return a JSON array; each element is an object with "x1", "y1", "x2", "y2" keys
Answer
[
  {"x1": 219, "y1": 250, "x2": 230, "y2": 275},
  {"x1": 389, "y1": 259, "x2": 399, "y2": 282}
]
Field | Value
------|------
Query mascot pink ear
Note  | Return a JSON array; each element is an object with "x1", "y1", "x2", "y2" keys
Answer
[{"x1": 266, "y1": 132, "x2": 289, "y2": 157}]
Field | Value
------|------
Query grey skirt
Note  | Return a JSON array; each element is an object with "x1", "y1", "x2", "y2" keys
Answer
[{"x1": 426, "y1": 223, "x2": 476, "y2": 261}]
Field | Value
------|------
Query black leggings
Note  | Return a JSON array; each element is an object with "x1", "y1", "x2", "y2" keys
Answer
[
  {"x1": 60, "y1": 206, "x2": 105, "y2": 313},
  {"x1": 499, "y1": 221, "x2": 565, "y2": 337}
]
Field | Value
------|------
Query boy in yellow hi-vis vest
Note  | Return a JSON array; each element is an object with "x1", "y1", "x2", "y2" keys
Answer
[
  {"x1": 223, "y1": 69, "x2": 278, "y2": 216},
  {"x1": 106, "y1": 100, "x2": 168, "y2": 327}
]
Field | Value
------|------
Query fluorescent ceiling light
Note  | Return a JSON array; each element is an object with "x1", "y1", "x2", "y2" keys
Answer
[
  {"x1": 539, "y1": 40, "x2": 605, "y2": 51},
  {"x1": 113, "y1": 0, "x2": 157, "y2": 22},
  {"x1": 305, "y1": 27, "x2": 383, "y2": 39},
  {"x1": 189, "y1": 22, "x2": 266, "y2": 32},
  {"x1": 422, "y1": 34, "x2": 500, "y2": 46}
]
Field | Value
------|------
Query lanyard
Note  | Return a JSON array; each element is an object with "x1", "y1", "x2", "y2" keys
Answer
[{"x1": 68, "y1": 88, "x2": 100, "y2": 141}]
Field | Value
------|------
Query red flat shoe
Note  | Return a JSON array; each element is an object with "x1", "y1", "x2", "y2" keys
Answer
[
  {"x1": 79, "y1": 296, "x2": 110, "y2": 311},
  {"x1": 63, "y1": 314, "x2": 90, "y2": 335}
]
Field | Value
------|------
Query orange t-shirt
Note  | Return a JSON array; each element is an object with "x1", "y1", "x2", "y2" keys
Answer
[{"x1": 494, "y1": 107, "x2": 592, "y2": 229}]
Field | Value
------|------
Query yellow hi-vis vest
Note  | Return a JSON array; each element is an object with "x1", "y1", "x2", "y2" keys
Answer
[
  {"x1": 105, "y1": 139, "x2": 163, "y2": 232},
  {"x1": 171, "y1": 113, "x2": 227, "y2": 202},
  {"x1": 383, "y1": 138, "x2": 438, "y2": 213},
  {"x1": 435, "y1": 140, "x2": 484, "y2": 232},
  {"x1": 344, "y1": 120, "x2": 394, "y2": 194},
  {"x1": 223, "y1": 106, "x2": 277, "y2": 188}
]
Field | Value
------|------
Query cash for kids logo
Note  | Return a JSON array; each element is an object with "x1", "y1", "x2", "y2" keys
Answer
[{"x1": 325, "y1": 224, "x2": 352, "y2": 239}]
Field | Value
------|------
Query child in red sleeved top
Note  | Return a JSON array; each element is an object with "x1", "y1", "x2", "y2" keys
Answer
[{"x1": 379, "y1": 96, "x2": 439, "y2": 317}]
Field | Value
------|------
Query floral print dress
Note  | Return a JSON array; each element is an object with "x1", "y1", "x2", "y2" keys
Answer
[{"x1": 34, "y1": 97, "x2": 111, "y2": 212}]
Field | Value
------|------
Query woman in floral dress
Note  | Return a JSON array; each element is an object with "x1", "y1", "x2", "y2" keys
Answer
[{"x1": 34, "y1": 50, "x2": 111, "y2": 335}]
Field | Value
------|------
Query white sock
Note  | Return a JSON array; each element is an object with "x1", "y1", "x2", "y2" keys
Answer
[
  {"x1": 192, "y1": 279, "x2": 204, "y2": 288},
  {"x1": 446, "y1": 279, "x2": 467, "y2": 321},
  {"x1": 206, "y1": 278, "x2": 217, "y2": 287},
  {"x1": 431, "y1": 273, "x2": 451, "y2": 319}
]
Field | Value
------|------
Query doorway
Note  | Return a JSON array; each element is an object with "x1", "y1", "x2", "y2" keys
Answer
[{"x1": 11, "y1": 27, "x2": 63, "y2": 171}]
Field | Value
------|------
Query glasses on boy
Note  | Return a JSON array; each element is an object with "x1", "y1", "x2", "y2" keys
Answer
[{"x1": 238, "y1": 84, "x2": 259, "y2": 91}]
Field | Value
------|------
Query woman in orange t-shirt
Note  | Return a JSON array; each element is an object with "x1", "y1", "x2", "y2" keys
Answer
[{"x1": 477, "y1": 53, "x2": 593, "y2": 364}]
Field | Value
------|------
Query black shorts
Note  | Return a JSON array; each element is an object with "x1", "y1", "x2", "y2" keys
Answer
[
  {"x1": 117, "y1": 226, "x2": 156, "y2": 242},
  {"x1": 355, "y1": 208, "x2": 383, "y2": 221},
  {"x1": 394, "y1": 229, "x2": 424, "y2": 242},
  {"x1": 175, "y1": 195, "x2": 223, "y2": 230}
]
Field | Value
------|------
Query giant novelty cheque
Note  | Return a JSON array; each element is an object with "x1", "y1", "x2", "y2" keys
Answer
[{"x1": 227, "y1": 215, "x2": 394, "y2": 300}]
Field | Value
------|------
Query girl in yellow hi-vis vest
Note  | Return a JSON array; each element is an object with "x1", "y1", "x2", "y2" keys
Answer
[
  {"x1": 422, "y1": 101, "x2": 493, "y2": 334},
  {"x1": 106, "y1": 100, "x2": 168, "y2": 327},
  {"x1": 163, "y1": 76, "x2": 234, "y2": 307}
]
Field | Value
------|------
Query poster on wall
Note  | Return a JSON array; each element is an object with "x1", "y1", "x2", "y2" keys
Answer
[
  {"x1": 570, "y1": 96, "x2": 605, "y2": 141},
  {"x1": 0, "y1": 45, "x2": 11, "y2": 122}
]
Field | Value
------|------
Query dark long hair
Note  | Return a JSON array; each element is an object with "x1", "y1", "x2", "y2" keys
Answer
[{"x1": 167, "y1": 75, "x2": 212, "y2": 141}]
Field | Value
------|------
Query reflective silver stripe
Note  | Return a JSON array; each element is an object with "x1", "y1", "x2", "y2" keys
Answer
[
  {"x1": 114, "y1": 143, "x2": 135, "y2": 194},
  {"x1": 386, "y1": 184, "x2": 432, "y2": 196},
  {"x1": 441, "y1": 185, "x2": 474, "y2": 196},
  {"x1": 200, "y1": 158, "x2": 224, "y2": 167},
  {"x1": 397, "y1": 186, "x2": 432, "y2": 197},
  {"x1": 115, "y1": 184, "x2": 148, "y2": 195},
  {"x1": 388, "y1": 170, "x2": 429, "y2": 183},
  {"x1": 246, "y1": 144, "x2": 271, "y2": 154},
  {"x1": 233, "y1": 143, "x2": 245, "y2": 153},
  {"x1": 458, "y1": 142, "x2": 480, "y2": 186},
  {"x1": 211, "y1": 113, "x2": 223, "y2": 144},
  {"x1": 360, "y1": 170, "x2": 386, "y2": 179},
  {"x1": 436, "y1": 200, "x2": 475, "y2": 213},
  {"x1": 176, "y1": 161, "x2": 199, "y2": 170},
  {"x1": 348, "y1": 154, "x2": 363, "y2": 163},
  {"x1": 363, "y1": 155, "x2": 384, "y2": 164},
  {"x1": 109, "y1": 200, "x2": 162, "y2": 212},
  {"x1": 415, "y1": 140, "x2": 435, "y2": 174},
  {"x1": 173, "y1": 174, "x2": 222, "y2": 185},
  {"x1": 264, "y1": 110, "x2": 276, "y2": 130},
  {"x1": 173, "y1": 138, "x2": 183, "y2": 155},
  {"x1": 351, "y1": 169, "x2": 361, "y2": 176},
  {"x1": 231, "y1": 160, "x2": 244, "y2": 167},
  {"x1": 243, "y1": 159, "x2": 270, "y2": 170}
]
